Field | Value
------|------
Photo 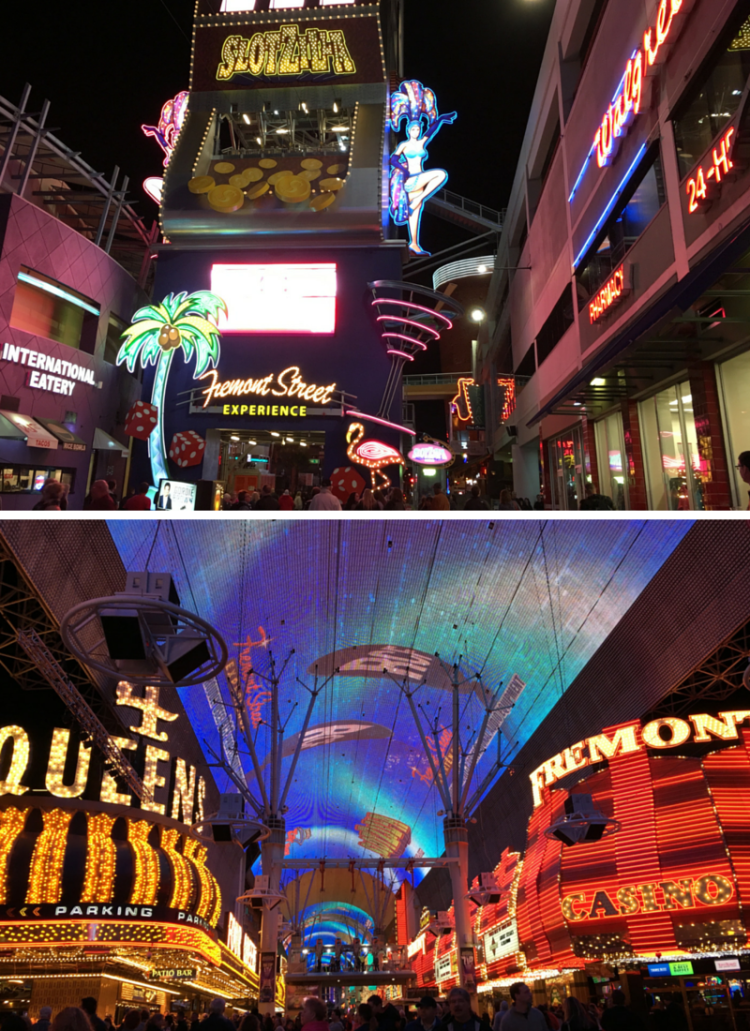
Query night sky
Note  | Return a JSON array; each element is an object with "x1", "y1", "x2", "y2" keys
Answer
[{"x1": 1, "y1": 0, "x2": 554, "y2": 237}]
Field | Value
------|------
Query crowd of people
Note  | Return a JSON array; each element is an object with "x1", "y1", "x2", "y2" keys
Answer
[{"x1": 0, "y1": 985, "x2": 701, "y2": 1031}]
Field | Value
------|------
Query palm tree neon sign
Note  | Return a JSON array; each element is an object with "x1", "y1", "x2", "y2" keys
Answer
[{"x1": 117, "y1": 291, "x2": 227, "y2": 487}]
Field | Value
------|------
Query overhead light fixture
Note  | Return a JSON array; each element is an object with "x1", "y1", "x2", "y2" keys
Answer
[
  {"x1": 242, "y1": 114, "x2": 251, "y2": 125},
  {"x1": 276, "y1": 128, "x2": 289, "y2": 134},
  {"x1": 256, "y1": 136, "x2": 262, "y2": 145},
  {"x1": 333, "y1": 100, "x2": 340, "y2": 113},
  {"x1": 286, "y1": 437, "x2": 294, "y2": 443},
  {"x1": 230, "y1": 435, "x2": 240, "y2": 441},
  {"x1": 477, "y1": 264, "x2": 488, "y2": 274},
  {"x1": 271, "y1": 431, "x2": 280, "y2": 437},
  {"x1": 300, "y1": 441, "x2": 307, "y2": 447},
  {"x1": 331, "y1": 125, "x2": 349, "y2": 132},
  {"x1": 590, "y1": 377, "x2": 606, "y2": 386},
  {"x1": 249, "y1": 439, "x2": 257, "y2": 445},
  {"x1": 470, "y1": 307, "x2": 486, "y2": 323},
  {"x1": 274, "y1": 109, "x2": 280, "y2": 115}
]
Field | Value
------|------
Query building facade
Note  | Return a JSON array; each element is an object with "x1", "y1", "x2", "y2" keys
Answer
[
  {"x1": 0, "y1": 89, "x2": 154, "y2": 510},
  {"x1": 478, "y1": 0, "x2": 750, "y2": 511}
]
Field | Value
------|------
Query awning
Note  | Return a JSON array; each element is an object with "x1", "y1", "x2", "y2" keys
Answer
[
  {"x1": 0, "y1": 413, "x2": 28, "y2": 441},
  {"x1": 35, "y1": 418, "x2": 87, "y2": 452},
  {"x1": 0, "y1": 410, "x2": 59, "y2": 449},
  {"x1": 92, "y1": 427, "x2": 129, "y2": 456}
]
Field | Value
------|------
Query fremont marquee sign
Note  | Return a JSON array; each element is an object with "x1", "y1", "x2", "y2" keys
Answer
[{"x1": 530, "y1": 710, "x2": 750, "y2": 806}]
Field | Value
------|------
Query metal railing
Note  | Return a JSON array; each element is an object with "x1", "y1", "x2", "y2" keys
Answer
[{"x1": 431, "y1": 189, "x2": 506, "y2": 228}]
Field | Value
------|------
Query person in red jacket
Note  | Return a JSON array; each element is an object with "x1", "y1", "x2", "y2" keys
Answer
[
  {"x1": 279, "y1": 489, "x2": 295, "y2": 511},
  {"x1": 123, "y1": 482, "x2": 152, "y2": 511}
]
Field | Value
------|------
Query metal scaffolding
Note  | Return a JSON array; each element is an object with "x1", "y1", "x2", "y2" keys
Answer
[{"x1": 0, "y1": 84, "x2": 157, "y2": 285}]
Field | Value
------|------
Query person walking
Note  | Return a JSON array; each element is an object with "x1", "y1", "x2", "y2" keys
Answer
[
  {"x1": 203, "y1": 1001, "x2": 234, "y2": 1031},
  {"x1": 357, "y1": 489, "x2": 382, "y2": 511},
  {"x1": 51, "y1": 1010, "x2": 92, "y2": 1031},
  {"x1": 491, "y1": 1004, "x2": 507, "y2": 1031},
  {"x1": 300, "y1": 1000, "x2": 329, "y2": 1031},
  {"x1": 578, "y1": 486, "x2": 615, "y2": 511},
  {"x1": 384, "y1": 488, "x2": 407, "y2": 510},
  {"x1": 279, "y1": 489, "x2": 294, "y2": 511},
  {"x1": 123, "y1": 482, "x2": 152, "y2": 510},
  {"x1": 294, "y1": 491, "x2": 303, "y2": 510},
  {"x1": 497, "y1": 489, "x2": 520, "y2": 512},
  {"x1": 231, "y1": 490, "x2": 254, "y2": 511},
  {"x1": 33, "y1": 1010, "x2": 52, "y2": 1031},
  {"x1": 405, "y1": 998, "x2": 439, "y2": 1031},
  {"x1": 85, "y1": 480, "x2": 117, "y2": 510},
  {"x1": 430, "y1": 483, "x2": 450, "y2": 511},
  {"x1": 32, "y1": 479, "x2": 68, "y2": 511},
  {"x1": 463, "y1": 486, "x2": 488, "y2": 511},
  {"x1": 559, "y1": 998, "x2": 595, "y2": 1031},
  {"x1": 255, "y1": 485, "x2": 280, "y2": 511},
  {"x1": 308, "y1": 479, "x2": 342, "y2": 511},
  {"x1": 737, "y1": 451, "x2": 750, "y2": 509},
  {"x1": 600, "y1": 990, "x2": 646, "y2": 1030},
  {"x1": 81, "y1": 999, "x2": 106, "y2": 1031},
  {"x1": 499, "y1": 984, "x2": 546, "y2": 1030}
]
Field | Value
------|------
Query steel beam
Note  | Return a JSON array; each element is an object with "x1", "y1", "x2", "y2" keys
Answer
[{"x1": 280, "y1": 858, "x2": 459, "y2": 869}]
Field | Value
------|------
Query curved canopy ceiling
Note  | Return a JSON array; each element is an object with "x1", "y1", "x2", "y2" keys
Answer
[{"x1": 109, "y1": 520, "x2": 691, "y2": 891}]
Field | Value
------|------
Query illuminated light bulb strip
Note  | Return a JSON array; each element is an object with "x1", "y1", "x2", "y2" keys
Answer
[
  {"x1": 375, "y1": 316, "x2": 441, "y2": 340},
  {"x1": 381, "y1": 333, "x2": 428, "y2": 351},
  {"x1": 128, "y1": 820, "x2": 161, "y2": 905},
  {"x1": 82, "y1": 812, "x2": 117, "y2": 903},
  {"x1": 370, "y1": 298, "x2": 453, "y2": 328},
  {"x1": 46, "y1": 727, "x2": 91, "y2": 798},
  {"x1": 162, "y1": 827, "x2": 194, "y2": 911},
  {"x1": 191, "y1": 843, "x2": 219, "y2": 921},
  {"x1": 26, "y1": 809, "x2": 74, "y2": 904},
  {"x1": 0, "y1": 808, "x2": 29, "y2": 902},
  {"x1": 0, "y1": 726, "x2": 30, "y2": 795}
]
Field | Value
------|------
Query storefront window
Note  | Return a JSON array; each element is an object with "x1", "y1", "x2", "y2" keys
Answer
[
  {"x1": 716, "y1": 349, "x2": 750, "y2": 509},
  {"x1": 548, "y1": 426, "x2": 584, "y2": 510},
  {"x1": 673, "y1": 14, "x2": 750, "y2": 178},
  {"x1": 594, "y1": 412, "x2": 629, "y2": 509},
  {"x1": 576, "y1": 152, "x2": 665, "y2": 306},
  {"x1": 0, "y1": 466, "x2": 75, "y2": 494},
  {"x1": 10, "y1": 268, "x2": 99, "y2": 353},
  {"x1": 639, "y1": 382, "x2": 705, "y2": 511}
]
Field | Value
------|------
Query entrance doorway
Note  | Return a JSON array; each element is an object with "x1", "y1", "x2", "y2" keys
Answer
[{"x1": 219, "y1": 429, "x2": 326, "y2": 497}]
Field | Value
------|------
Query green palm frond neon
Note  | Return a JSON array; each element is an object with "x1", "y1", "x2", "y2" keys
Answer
[{"x1": 117, "y1": 291, "x2": 228, "y2": 375}]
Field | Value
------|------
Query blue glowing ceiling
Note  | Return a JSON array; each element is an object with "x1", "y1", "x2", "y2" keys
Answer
[{"x1": 109, "y1": 520, "x2": 691, "y2": 885}]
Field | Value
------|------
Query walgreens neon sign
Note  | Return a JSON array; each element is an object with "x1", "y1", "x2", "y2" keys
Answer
[{"x1": 571, "y1": 0, "x2": 693, "y2": 199}]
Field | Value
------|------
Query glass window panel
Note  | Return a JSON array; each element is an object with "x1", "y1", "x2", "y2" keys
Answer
[
  {"x1": 717, "y1": 350, "x2": 750, "y2": 508},
  {"x1": 673, "y1": 16, "x2": 750, "y2": 177},
  {"x1": 10, "y1": 279, "x2": 84, "y2": 349},
  {"x1": 594, "y1": 412, "x2": 629, "y2": 510}
]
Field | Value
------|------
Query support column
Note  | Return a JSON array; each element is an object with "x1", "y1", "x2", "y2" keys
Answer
[
  {"x1": 688, "y1": 357, "x2": 731, "y2": 511},
  {"x1": 444, "y1": 816, "x2": 476, "y2": 1003},
  {"x1": 621, "y1": 400, "x2": 649, "y2": 509},
  {"x1": 260, "y1": 815, "x2": 286, "y2": 1015}
]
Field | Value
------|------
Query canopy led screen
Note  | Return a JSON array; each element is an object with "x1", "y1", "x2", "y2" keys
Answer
[
  {"x1": 109, "y1": 521, "x2": 691, "y2": 887},
  {"x1": 211, "y1": 263, "x2": 337, "y2": 334}
]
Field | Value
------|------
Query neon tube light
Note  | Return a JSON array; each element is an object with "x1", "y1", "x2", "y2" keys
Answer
[
  {"x1": 573, "y1": 143, "x2": 646, "y2": 269},
  {"x1": 17, "y1": 272, "x2": 100, "y2": 317},
  {"x1": 382, "y1": 333, "x2": 428, "y2": 350},
  {"x1": 376, "y1": 316, "x2": 441, "y2": 340},
  {"x1": 371, "y1": 298, "x2": 454, "y2": 328},
  {"x1": 387, "y1": 349, "x2": 415, "y2": 360},
  {"x1": 344, "y1": 409, "x2": 417, "y2": 436}
]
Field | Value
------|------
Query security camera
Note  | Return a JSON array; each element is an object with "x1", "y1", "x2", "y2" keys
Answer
[
  {"x1": 466, "y1": 873, "x2": 501, "y2": 907},
  {"x1": 544, "y1": 793, "x2": 620, "y2": 847}
]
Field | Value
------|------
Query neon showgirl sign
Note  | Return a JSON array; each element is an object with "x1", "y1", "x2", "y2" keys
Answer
[{"x1": 389, "y1": 81, "x2": 456, "y2": 256}]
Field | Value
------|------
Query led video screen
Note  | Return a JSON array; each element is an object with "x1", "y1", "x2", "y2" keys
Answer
[
  {"x1": 109, "y1": 521, "x2": 691, "y2": 904},
  {"x1": 211, "y1": 263, "x2": 337, "y2": 334}
]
